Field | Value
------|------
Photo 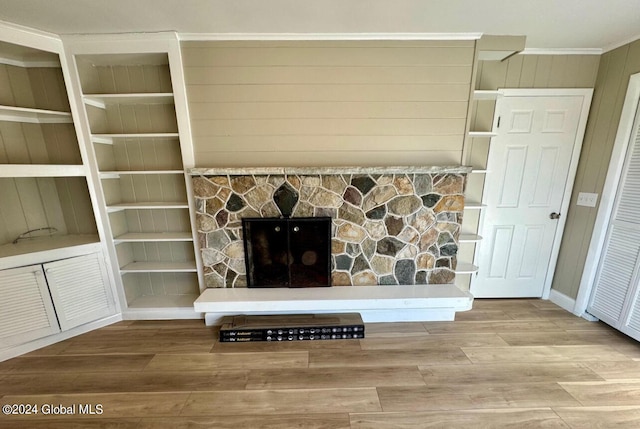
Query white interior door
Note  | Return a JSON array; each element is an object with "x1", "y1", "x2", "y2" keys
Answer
[{"x1": 471, "y1": 90, "x2": 592, "y2": 298}]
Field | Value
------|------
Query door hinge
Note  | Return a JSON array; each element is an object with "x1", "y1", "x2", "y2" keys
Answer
[{"x1": 497, "y1": 116, "x2": 501, "y2": 128}]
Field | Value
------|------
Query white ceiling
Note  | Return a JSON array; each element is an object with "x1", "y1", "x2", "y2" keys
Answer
[{"x1": 0, "y1": 0, "x2": 639, "y2": 51}]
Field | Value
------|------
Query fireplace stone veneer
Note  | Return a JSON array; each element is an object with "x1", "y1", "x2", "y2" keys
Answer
[{"x1": 190, "y1": 166, "x2": 471, "y2": 288}]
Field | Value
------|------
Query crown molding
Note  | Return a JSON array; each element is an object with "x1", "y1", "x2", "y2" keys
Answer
[
  {"x1": 0, "y1": 20, "x2": 62, "y2": 52},
  {"x1": 178, "y1": 32, "x2": 483, "y2": 41},
  {"x1": 520, "y1": 48, "x2": 602, "y2": 55},
  {"x1": 603, "y1": 33, "x2": 640, "y2": 53}
]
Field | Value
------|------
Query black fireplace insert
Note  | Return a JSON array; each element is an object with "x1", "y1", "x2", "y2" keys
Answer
[{"x1": 242, "y1": 217, "x2": 331, "y2": 287}]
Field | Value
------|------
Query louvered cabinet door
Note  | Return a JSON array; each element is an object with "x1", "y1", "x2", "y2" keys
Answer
[
  {"x1": 0, "y1": 265, "x2": 60, "y2": 348},
  {"x1": 44, "y1": 253, "x2": 115, "y2": 331},
  {"x1": 622, "y1": 285, "x2": 640, "y2": 340},
  {"x1": 588, "y1": 225, "x2": 640, "y2": 329}
]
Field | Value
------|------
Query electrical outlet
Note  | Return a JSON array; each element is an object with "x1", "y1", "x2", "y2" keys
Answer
[{"x1": 577, "y1": 192, "x2": 598, "y2": 207}]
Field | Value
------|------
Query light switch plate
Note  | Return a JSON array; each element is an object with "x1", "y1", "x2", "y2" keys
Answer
[{"x1": 577, "y1": 192, "x2": 598, "y2": 207}]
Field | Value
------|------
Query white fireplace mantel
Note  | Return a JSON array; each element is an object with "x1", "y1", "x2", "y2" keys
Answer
[{"x1": 188, "y1": 165, "x2": 472, "y2": 176}]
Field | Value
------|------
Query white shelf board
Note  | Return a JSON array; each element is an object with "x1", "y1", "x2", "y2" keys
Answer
[
  {"x1": 0, "y1": 234, "x2": 100, "y2": 269},
  {"x1": 92, "y1": 133, "x2": 180, "y2": 145},
  {"x1": 455, "y1": 262, "x2": 479, "y2": 274},
  {"x1": 100, "y1": 170, "x2": 184, "y2": 179},
  {"x1": 126, "y1": 294, "x2": 199, "y2": 310},
  {"x1": 470, "y1": 169, "x2": 488, "y2": 174},
  {"x1": 83, "y1": 93, "x2": 174, "y2": 109},
  {"x1": 78, "y1": 53, "x2": 169, "y2": 68},
  {"x1": 106, "y1": 202, "x2": 189, "y2": 213},
  {"x1": 468, "y1": 131, "x2": 498, "y2": 138},
  {"x1": 464, "y1": 202, "x2": 487, "y2": 210},
  {"x1": 473, "y1": 90, "x2": 501, "y2": 100},
  {"x1": 113, "y1": 232, "x2": 194, "y2": 243},
  {"x1": 0, "y1": 105, "x2": 72, "y2": 124},
  {"x1": 120, "y1": 261, "x2": 197, "y2": 273},
  {"x1": 459, "y1": 234, "x2": 483, "y2": 243},
  {"x1": 0, "y1": 164, "x2": 86, "y2": 178}
]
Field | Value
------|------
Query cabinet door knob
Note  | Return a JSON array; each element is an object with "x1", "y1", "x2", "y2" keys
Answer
[
  {"x1": 274, "y1": 226, "x2": 281, "y2": 232},
  {"x1": 293, "y1": 226, "x2": 300, "y2": 232}
]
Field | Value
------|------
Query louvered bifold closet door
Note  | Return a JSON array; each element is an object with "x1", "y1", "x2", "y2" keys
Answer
[
  {"x1": 589, "y1": 105, "x2": 640, "y2": 337},
  {"x1": 44, "y1": 253, "x2": 115, "y2": 331},
  {"x1": 0, "y1": 265, "x2": 60, "y2": 348}
]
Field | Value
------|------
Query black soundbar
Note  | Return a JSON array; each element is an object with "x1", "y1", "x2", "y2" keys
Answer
[{"x1": 219, "y1": 313, "x2": 365, "y2": 342}]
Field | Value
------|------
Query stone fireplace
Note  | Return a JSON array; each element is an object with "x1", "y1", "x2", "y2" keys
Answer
[{"x1": 190, "y1": 166, "x2": 470, "y2": 289}]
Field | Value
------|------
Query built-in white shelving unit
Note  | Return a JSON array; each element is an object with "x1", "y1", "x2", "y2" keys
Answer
[
  {"x1": 63, "y1": 33, "x2": 201, "y2": 318},
  {"x1": 0, "y1": 28, "x2": 119, "y2": 361},
  {"x1": 0, "y1": 38, "x2": 100, "y2": 258},
  {"x1": 458, "y1": 59, "x2": 502, "y2": 286}
]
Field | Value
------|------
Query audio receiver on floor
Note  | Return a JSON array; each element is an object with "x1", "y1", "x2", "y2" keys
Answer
[{"x1": 219, "y1": 313, "x2": 365, "y2": 342}]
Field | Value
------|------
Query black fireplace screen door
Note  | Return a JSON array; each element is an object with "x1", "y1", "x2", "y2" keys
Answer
[{"x1": 242, "y1": 217, "x2": 331, "y2": 287}]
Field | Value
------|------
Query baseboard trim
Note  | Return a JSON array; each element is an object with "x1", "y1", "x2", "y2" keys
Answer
[{"x1": 549, "y1": 289, "x2": 576, "y2": 313}]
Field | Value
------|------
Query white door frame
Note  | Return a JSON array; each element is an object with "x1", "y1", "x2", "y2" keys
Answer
[
  {"x1": 483, "y1": 88, "x2": 593, "y2": 299},
  {"x1": 574, "y1": 73, "x2": 640, "y2": 318}
]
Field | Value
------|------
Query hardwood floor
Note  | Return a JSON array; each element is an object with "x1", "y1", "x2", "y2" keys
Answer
[{"x1": 2, "y1": 299, "x2": 640, "y2": 428}]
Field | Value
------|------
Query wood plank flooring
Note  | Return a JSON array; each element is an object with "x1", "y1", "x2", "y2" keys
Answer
[{"x1": 2, "y1": 299, "x2": 640, "y2": 428}]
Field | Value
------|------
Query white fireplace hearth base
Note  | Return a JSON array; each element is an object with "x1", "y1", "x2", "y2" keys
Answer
[{"x1": 194, "y1": 284, "x2": 473, "y2": 325}]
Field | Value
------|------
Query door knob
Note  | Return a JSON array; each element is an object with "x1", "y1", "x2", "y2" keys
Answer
[{"x1": 549, "y1": 212, "x2": 561, "y2": 220}]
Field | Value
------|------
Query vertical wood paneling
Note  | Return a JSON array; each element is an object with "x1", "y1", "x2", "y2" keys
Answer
[
  {"x1": 108, "y1": 174, "x2": 186, "y2": 204},
  {"x1": 0, "y1": 65, "x2": 14, "y2": 105},
  {"x1": 182, "y1": 40, "x2": 474, "y2": 167},
  {"x1": 0, "y1": 177, "x2": 93, "y2": 245},
  {"x1": 15, "y1": 178, "x2": 49, "y2": 230},
  {"x1": 78, "y1": 62, "x2": 172, "y2": 94},
  {"x1": 5, "y1": 65, "x2": 35, "y2": 108},
  {"x1": 0, "y1": 122, "x2": 30, "y2": 163},
  {"x1": 41, "y1": 124, "x2": 81, "y2": 165},
  {"x1": 552, "y1": 40, "x2": 640, "y2": 299},
  {"x1": 0, "y1": 178, "x2": 28, "y2": 244},
  {"x1": 27, "y1": 68, "x2": 71, "y2": 112},
  {"x1": 478, "y1": 54, "x2": 600, "y2": 91},
  {"x1": 64, "y1": 177, "x2": 98, "y2": 234},
  {"x1": 20, "y1": 123, "x2": 48, "y2": 164},
  {"x1": 125, "y1": 242, "x2": 193, "y2": 263},
  {"x1": 38, "y1": 177, "x2": 68, "y2": 235},
  {"x1": 120, "y1": 209, "x2": 191, "y2": 234}
]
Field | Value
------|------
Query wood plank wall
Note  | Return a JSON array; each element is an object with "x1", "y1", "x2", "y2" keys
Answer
[
  {"x1": 552, "y1": 41, "x2": 640, "y2": 299},
  {"x1": 181, "y1": 41, "x2": 475, "y2": 167}
]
